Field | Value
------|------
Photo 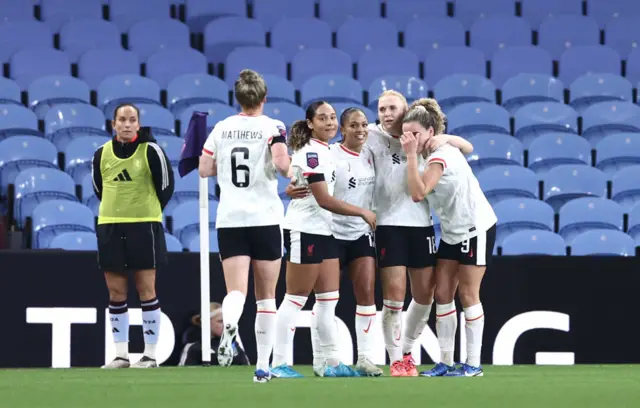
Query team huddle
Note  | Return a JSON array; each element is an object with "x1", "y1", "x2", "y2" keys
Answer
[{"x1": 198, "y1": 69, "x2": 497, "y2": 383}]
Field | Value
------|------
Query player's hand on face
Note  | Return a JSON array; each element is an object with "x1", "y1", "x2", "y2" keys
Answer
[
  {"x1": 427, "y1": 135, "x2": 449, "y2": 153},
  {"x1": 400, "y1": 131, "x2": 418, "y2": 155},
  {"x1": 361, "y1": 209, "x2": 377, "y2": 230},
  {"x1": 285, "y1": 178, "x2": 309, "y2": 199}
]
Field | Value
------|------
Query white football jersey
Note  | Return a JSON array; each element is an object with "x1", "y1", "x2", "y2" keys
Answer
[
  {"x1": 202, "y1": 114, "x2": 286, "y2": 228},
  {"x1": 426, "y1": 144, "x2": 498, "y2": 244},
  {"x1": 283, "y1": 139, "x2": 336, "y2": 236},
  {"x1": 330, "y1": 144, "x2": 375, "y2": 241},
  {"x1": 365, "y1": 124, "x2": 433, "y2": 227}
]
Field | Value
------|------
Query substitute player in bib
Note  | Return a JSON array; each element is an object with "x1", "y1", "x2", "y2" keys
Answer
[
  {"x1": 271, "y1": 102, "x2": 376, "y2": 378},
  {"x1": 399, "y1": 99, "x2": 497, "y2": 377},
  {"x1": 367, "y1": 91, "x2": 473, "y2": 376},
  {"x1": 198, "y1": 69, "x2": 291, "y2": 383}
]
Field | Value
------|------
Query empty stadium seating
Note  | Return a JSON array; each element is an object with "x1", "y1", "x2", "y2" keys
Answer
[{"x1": 0, "y1": 0, "x2": 639, "y2": 255}]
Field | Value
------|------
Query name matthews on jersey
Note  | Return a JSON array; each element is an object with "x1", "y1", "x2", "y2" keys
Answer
[{"x1": 221, "y1": 130, "x2": 264, "y2": 140}]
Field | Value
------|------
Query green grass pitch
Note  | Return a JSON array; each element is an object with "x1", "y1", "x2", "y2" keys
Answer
[{"x1": 1, "y1": 365, "x2": 638, "y2": 407}]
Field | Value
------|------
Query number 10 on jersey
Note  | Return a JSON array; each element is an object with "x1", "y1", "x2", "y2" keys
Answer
[{"x1": 231, "y1": 147, "x2": 250, "y2": 188}]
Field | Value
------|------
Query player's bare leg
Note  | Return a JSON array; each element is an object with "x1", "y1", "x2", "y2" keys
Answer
[
  {"x1": 349, "y1": 257, "x2": 383, "y2": 376},
  {"x1": 401, "y1": 267, "x2": 435, "y2": 376},
  {"x1": 251, "y1": 258, "x2": 281, "y2": 382},
  {"x1": 102, "y1": 271, "x2": 130, "y2": 369},
  {"x1": 380, "y1": 266, "x2": 407, "y2": 376},
  {"x1": 422, "y1": 260, "x2": 458, "y2": 377},
  {"x1": 217, "y1": 256, "x2": 251, "y2": 367},
  {"x1": 131, "y1": 269, "x2": 160, "y2": 368}
]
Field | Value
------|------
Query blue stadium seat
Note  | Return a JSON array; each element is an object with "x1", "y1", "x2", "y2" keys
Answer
[
  {"x1": 203, "y1": 17, "x2": 265, "y2": 63},
  {"x1": 588, "y1": 0, "x2": 640, "y2": 29},
  {"x1": 626, "y1": 49, "x2": 640, "y2": 85},
  {"x1": 605, "y1": 16, "x2": 639, "y2": 57},
  {"x1": 155, "y1": 136, "x2": 183, "y2": 167},
  {"x1": 501, "y1": 229, "x2": 567, "y2": 255},
  {"x1": 491, "y1": 46, "x2": 554, "y2": 88},
  {"x1": 263, "y1": 103, "x2": 305, "y2": 130},
  {"x1": 386, "y1": 1, "x2": 449, "y2": 30},
  {"x1": 477, "y1": 165, "x2": 538, "y2": 205},
  {"x1": 0, "y1": 105, "x2": 40, "y2": 140},
  {"x1": 318, "y1": 0, "x2": 382, "y2": 31},
  {"x1": 494, "y1": 198, "x2": 555, "y2": 246},
  {"x1": 0, "y1": 77, "x2": 21, "y2": 106},
  {"x1": 0, "y1": 136, "x2": 58, "y2": 196},
  {"x1": 78, "y1": 48, "x2": 140, "y2": 90},
  {"x1": 165, "y1": 232, "x2": 183, "y2": 252},
  {"x1": 627, "y1": 202, "x2": 640, "y2": 243},
  {"x1": 128, "y1": 19, "x2": 191, "y2": 61},
  {"x1": 336, "y1": 18, "x2": 398, "y2": 60},
  {"x1": 165, "y1": 170, "x2": 217, "y2": 216},
  {"x1": 291, "y1": 49, "x2": 353, "y2": 88},
  {"x1": 301, "y1": 75, "x2": 363, "y2": 107},
  {"x1": 185, "y1": 0, "x2": 247, "y2": 32},
  {"x1": 10, "y1": 48, "x2": 71, "y2": 90},
  {"x1": 453, "y1": 0, "x2": 516, "y2": 28},
  {"x1": 357, "y1": 48, "x2": 419, "y2": 90},
  {"x1": 65, "y1": 136, "x2": 109, "y2": 183},
  {"x1": 81, "y1": 173, "x2": 100, "y2": 216},
  {"x1": 13, "y1": 168, "x2": 78, "y2": 228},
  {"x1": 225, "y1": 47, "x2": 287, "y2": 87},
  {"x1": 501, "y1": 73, "x2": 564, "y2": 115},
  {"x1": 538, "y1": 15, "x2": 600, "y2": 59},
  {"x1": 542, "y1": 164, "x2": 608, "y2": 212},
  {"x1": 513, "y1": 102, "x2": 578, "y2": 147},
  {"x1": 403, "y1": 17, "x2": 465, "y2": 56},
  {"x1": 332, "y1": 103, "x2": 376, "y2": 124},
  {"x1": 595, "y1": 133, "x2": 640, "y2": 174},
  {"x1": 109, "y1": 0, "x2": 171, "y2": 32},
  {"x1": 582, "y1": 101, "x2": 640, "y2": 147},
  {"x1": 240, "y1": 74, "x2": 295, "y2": 106},
  {"x1": 28, "y1": 75, "x2": 91, "y2": 120},
  {"x1": 252, "y1": 0, "x2": 315, "y2": 29},
  {"x1": 469, "y1": 16, "x2": 532, "y2": 58},
  {"x1": 40, "y1": 0, "x2": 102, "y2": 32},
  {"x1": 178, "y1": 103, "x2": 237, "y2": 135},
  {"x1": 32, "y1": 200, "x2": 95, "y2": 249},
  {"x1": 187, "y1": 230, "x2": 219, "y2": 252},
  {"x1": 528, "y1": 133, "x2": 591, "y2": 174},
  {"x1": 559, "y1": 46, "x2": 622, "y2": 85},
  {"x1": 570, "y1": 229, "x2": 635, "y2": 256},
  {"x1": 558, "y1": 197, "x2": 624, "y2": 243},
  {"x1": 0, "y1": 0, "x2": 35, "y2": 22},
  {"x1": 49, "y1": 231, "x2": 98, "y2": 251},
  {"x1": 424, "y1": 46, "x2": 486, "y2": 88},
  {"x1": 277, "y1": 174, "x2": 290, "y2": 198},
  {"x1": 368, "y1": 75, "x2": 428, "y2": 110},
  {"x1": 0, "y1": 21, "x2": 53, "y2": 63},
  {"x1": 611, "y1": 165, "x2": 640, "y2": 211},
  {"x1": 270, "y1": 18, "x2": 333, "y2": 61},
  {"x1": 146, "y1": 48, "x2": 208, "y2": 89},
  {"x1": 137, "y1": 104, "x2": 176, "y2": 136},
  {"x1": 466, "y1": 134, "x2": 523, "y2": 171},
  {"x1": 44, "y1": 103, "x2": 109, "y2": 151},
  {"x1": 97, "y1": 75, "x2": 162, "y2": 119},
  {"x1": 521, "y1": 0, "x2": 583, "y2": 29},
  {"x1": 172, "y1": 200, "x2": 218, "y2": 247},
  {"x1": 433, "y1": 74, "x2": 496, "y2": 114},
  {"x1": 167, "y1": 74, "x2": 229, "y2": 116},
  {"x1": 569, "y1": 73, "x2": 632, "y2": 114},
  {"x1": 446, "y1": 102, "x2": 510, "y2": 139},
  {"x1": 59, "y1": 19, "x2": 121, "y2": 63}
]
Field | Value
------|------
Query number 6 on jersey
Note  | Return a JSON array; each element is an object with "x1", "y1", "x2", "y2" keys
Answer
[{"x1": 231, "y1": 147, "x2": 250, "y2": 188}]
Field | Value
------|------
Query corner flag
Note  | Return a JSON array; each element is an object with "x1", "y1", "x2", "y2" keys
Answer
[{"x1": 178, "y1": 111, "x2": 209, "y2": 178}]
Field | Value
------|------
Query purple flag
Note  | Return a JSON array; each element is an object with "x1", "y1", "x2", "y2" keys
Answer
[{"x1": 178, "y1": 111, "x2": 209, "y2": 178}]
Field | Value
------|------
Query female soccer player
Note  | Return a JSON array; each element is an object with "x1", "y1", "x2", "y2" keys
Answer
[
  {"x1": 198, "y1": 69, "x2": 291, "y2": 383},
  {"x1": 399, "y1": 98, "x2": 497, "y2": 377},
  {"x1": 366, "y1": 91, "x2": 473, "y2": 376},
  {"x1": 270, "y1": 101, "x2": 376, "y2": 378}
]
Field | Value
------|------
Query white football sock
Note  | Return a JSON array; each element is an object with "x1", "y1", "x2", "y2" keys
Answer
[
  {"x1": 109, "y1": 300, "x2": 129, "y2": 359},
  {"x1": 382, "y1": 299, "x2": 404, "y2": 363},
  {"x1": 464, "y1": 303, "x2": 484, "y2": 368},
  {"x1": 310, "y1": 303, "x2": 324, "y2": 368},
  {"x1": 272, "y1": 294, "x2": 307, "y2": 367},
  {"x1": 255, "y1": 299, "x2": 276, "y2": 372},
  {"x1": 222, "y1": 290, "x2": 246, "y2": 328},
  {"x1": 355, "y1": 304, "x2": 377, "y2": 361},
  {"x1": 402, "y1": 299, "x2": 432, "y2": 355},
  {"x1": 436, "y1": 302, "x2": 457, "y2": 367},
  {"x1": 141, "y1": 297, "x2": 161, "y2": 360},
  {"x1": 315, "y1": 291, "x2": 340, "y2": 367}
]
